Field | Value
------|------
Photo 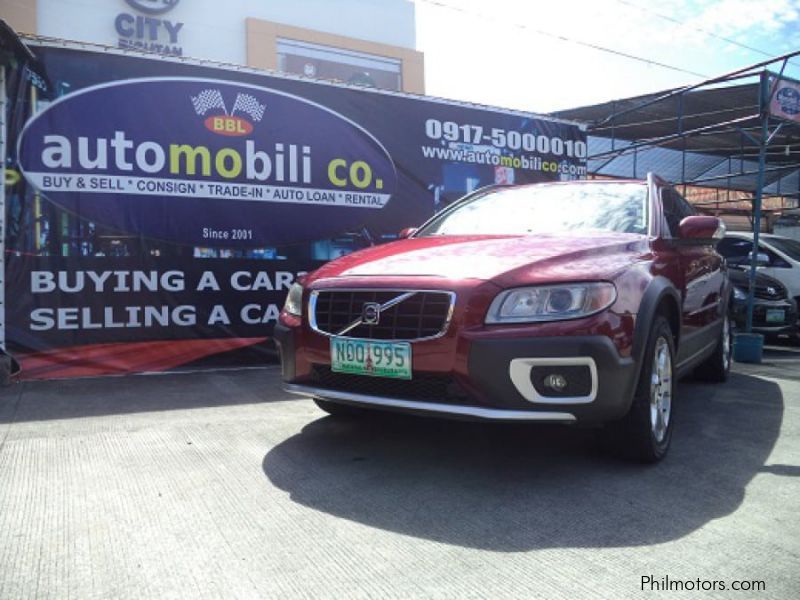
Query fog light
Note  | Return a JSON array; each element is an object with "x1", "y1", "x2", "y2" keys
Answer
[{"x1": 544, "y1": 373, "x2": 568, "y2": 391}]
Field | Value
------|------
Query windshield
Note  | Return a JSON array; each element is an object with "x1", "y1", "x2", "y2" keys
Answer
[
  {"x1": 766, "y1": 237, "x2": 800, "y2": 261},
  {"x1": 416, "y1": 182, "x2": 649, "y2": 237}
]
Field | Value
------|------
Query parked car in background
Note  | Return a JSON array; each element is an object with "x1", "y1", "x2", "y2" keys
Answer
[
  {"x1": 276, "y1": 175, "x2": 730, "y2": 462},
  {"x1": 717, "y1": 233, "x2": 800, "y2": 305},
  {"x1": 727, "y1": 267, "x2": 798, "y2": 340}
]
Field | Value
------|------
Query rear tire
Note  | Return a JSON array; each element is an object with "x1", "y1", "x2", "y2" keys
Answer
[
  {"x1": 313, "y1": 398, "x2": 368, "y2": 418},
  {"x1": 603, "y1": 315, "x2": 676, "y2": 463},
  {"x1": 694, "y1": 313, "x2": 732, "y2": 382}
]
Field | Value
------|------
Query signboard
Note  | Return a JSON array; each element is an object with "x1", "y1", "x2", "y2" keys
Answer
[
  {"x1": 115, "y1": 0, "x2": 184, "y2": 55},
  {"x1": 18, "y1": 78, "x2": 397, "y2": 246},
  {"x1": 4, "y1": 43, "x2": 586, "y2": 379},
  {"x1": 768, "y1": 74, "x2": 800, "y2": 124}
]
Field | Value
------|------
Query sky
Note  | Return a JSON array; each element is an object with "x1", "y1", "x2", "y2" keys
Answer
[{"x1": 413, "y1": 0, "x2": 800, "y2": 113}]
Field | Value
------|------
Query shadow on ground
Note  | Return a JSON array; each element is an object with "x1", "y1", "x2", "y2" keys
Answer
[
  {"x1": 264, "y1": 371, "x2": 783, "y2": 551},
  {"x1": 0, "y1": 367, "x2": 287, "y2": 423}
]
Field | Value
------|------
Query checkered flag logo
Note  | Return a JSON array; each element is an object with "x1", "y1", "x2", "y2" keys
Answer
[
  {"x1": 191, "y1": 89, "x2": 227, "y2": 116},
  {"x1": 231, "y1": 93, "x2": 266, "y2": 122}
]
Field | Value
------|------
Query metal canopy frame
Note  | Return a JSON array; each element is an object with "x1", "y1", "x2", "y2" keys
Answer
[
  {"x1": 552, "y1": 50, "x2": 800, "y2": 334},
  {"x1": 553, "y1": 50, "x2": 800, "y2": 205},
  {"x1": 0, "y1": 19, "x2": 40, "y2": 377}
]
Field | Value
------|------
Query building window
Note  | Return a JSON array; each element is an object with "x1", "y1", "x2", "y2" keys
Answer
[{"x1": 276, "y1": 38, "x2": 402, "y2": 91}]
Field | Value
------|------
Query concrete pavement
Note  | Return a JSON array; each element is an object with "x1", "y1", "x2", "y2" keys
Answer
[{"x1": 0, "y1": 352, "x2": 798, "y2": 599}]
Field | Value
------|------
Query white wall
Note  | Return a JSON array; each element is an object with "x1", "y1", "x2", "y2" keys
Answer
[{"x1": 37, "y1": 0, "x2": 417, "y2": 64}]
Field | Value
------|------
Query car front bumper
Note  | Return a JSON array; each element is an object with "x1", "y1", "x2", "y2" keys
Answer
[
  {"x1": 275, "y1": 321, "x2": 639, "y2": 425},
  {"x1": 730, "y1": 298, "x2": 798, "y2": 335}
]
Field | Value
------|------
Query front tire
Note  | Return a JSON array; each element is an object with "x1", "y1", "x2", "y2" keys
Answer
[{"x1": 604, "y1": 315, "x2": 676, "y2": 463}]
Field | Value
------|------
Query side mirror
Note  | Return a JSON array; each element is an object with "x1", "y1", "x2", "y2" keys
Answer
[
  {"x1": 677, "y1": 216, "x2": 725, "y2": 243},
  {"x1": 398, "y1": 227, "x2": 418, "y2": 239}
]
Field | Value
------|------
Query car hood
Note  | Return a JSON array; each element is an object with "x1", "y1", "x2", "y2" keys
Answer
[{"x1": 307, "y1": 232, "x2": 650, "y2": 286}]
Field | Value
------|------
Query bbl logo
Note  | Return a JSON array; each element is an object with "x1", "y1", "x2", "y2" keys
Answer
[
  {"x1": 125, "y1": 0, "x2": 180, "y2": 14},
  {"x1": 191, "y1": 89, "x2": 266, "y2": 137}
]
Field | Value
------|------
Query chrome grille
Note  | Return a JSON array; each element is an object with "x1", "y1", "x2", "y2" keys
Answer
[
  {"x1": 754, "y1": 283, "x2": 786, "y2": 300},
  {"x1": 310, "y1": 289, "x2": 455, "y2": 340}
]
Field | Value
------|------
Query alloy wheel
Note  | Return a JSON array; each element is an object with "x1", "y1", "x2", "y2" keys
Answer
[
  {"x1": 649, "y1": 336, "x2": 673, "y2": 443},
  {"x1": 722, "y1": 314, "x2": 731, "y2": 371}
]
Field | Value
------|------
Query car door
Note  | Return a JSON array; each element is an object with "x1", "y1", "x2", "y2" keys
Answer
[
  {"x1": 756, "y1": 239, "x2": 800, "y2": 300},
  {"x1": 662, "y1": 187, "x2": 725, "y2": 367}
]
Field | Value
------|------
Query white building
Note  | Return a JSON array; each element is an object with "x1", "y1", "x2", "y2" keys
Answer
[{"x1": 0, "y1": 0, "x2": 425, "y2": 93}]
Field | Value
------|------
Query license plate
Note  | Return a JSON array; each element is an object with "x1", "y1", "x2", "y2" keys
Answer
[
  {"x1": 766, "y1": 309, "x2": 785, "y2": 323},
  {"x1": 330, "y1": 337, "x2": 412, "y2": 379}
]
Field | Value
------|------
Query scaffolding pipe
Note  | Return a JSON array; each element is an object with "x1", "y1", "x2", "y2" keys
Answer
[
  {"x1": 594, "y1": 48, "x2": 800, "y2": 127},
  {"x1": 745, "y1": 74, "x2": 771, "y2": 334},
  {"x1": 686, "y1": 162, "x2": 799, "y2": 186},
  {"x1": 588, "y1": 114, "x2": 760, "y2": 160}
]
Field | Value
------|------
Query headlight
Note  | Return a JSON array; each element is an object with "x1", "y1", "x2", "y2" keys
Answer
[
  {"x1": 485, "y1": 282, "x2": 617, "y2": 324},
  {"x1": 283, "y1": 282, "x2": 304, "y2": 317},
  {"x1": 733, "y1": 286, "x2": 747, "y2": 301}
]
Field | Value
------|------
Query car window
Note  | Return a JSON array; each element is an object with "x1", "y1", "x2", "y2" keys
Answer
[
  {"x1": 717, "y1": 237, "x2": 753, "y2": 263},
  {"x1": 415, "y1": 182, "x2": 649, "y2": 237},
  {"x1": 717, "y1": 237, "x2": 790, "y2": 268},
  {"x1": 660, "y1": 188, "x2": 694, "y2": 237},
  {"x1": 759, "y1": 246, "x2": 791, "y2": 268},
  {"x1": 764, "y1": 237, "x2": 800, "y2": 262},
  {"x1": 675, "y1": 191, "x2": 696, "y2": 217}
]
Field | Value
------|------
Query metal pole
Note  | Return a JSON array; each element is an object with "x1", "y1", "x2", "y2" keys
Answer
[
  {"x1": 726, "y1": 157, "x2": 732, "y2": 210},
  {"x1": 31, "y1": 83, "x2": 41, "y2": 253},
  {"x1": 610, "y1": 100, "x2": 617, "y2": 152},
  {"x1": 678, "y1": 94, "x2": 687, "y2": 195},
  {"x1": 0, "y1": 65, "x2": 6, "y2": 351},
  {"x1": 745, "y1": 73, "x2": 770, "y2": 334}
]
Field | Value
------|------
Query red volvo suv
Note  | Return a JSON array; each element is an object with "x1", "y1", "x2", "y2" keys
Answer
[{"x1": 275, "y1": 175, "x2": 731, "y2": 461}]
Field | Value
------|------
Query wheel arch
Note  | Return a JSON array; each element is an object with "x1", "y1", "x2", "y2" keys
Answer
[{"x1": 631, "y1": 277, "x2": 682, "y2": 390}]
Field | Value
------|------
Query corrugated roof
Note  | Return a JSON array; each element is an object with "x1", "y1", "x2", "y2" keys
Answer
[{"x1": 553, "y1": 78, "x2": 800, "y2": 200}]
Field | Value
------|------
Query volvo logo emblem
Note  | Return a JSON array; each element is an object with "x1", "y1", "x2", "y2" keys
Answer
[
  {"x1": 362, "y1": 302, "x2": 381, "y2": 325},
  {"x1": 125, "y1": 0, "x2": 181, "y2": 15}
]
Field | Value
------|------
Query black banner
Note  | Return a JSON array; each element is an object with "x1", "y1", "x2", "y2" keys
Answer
[{"x1": 7, "y1": 257, "x2": 321, "y2": 349}]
